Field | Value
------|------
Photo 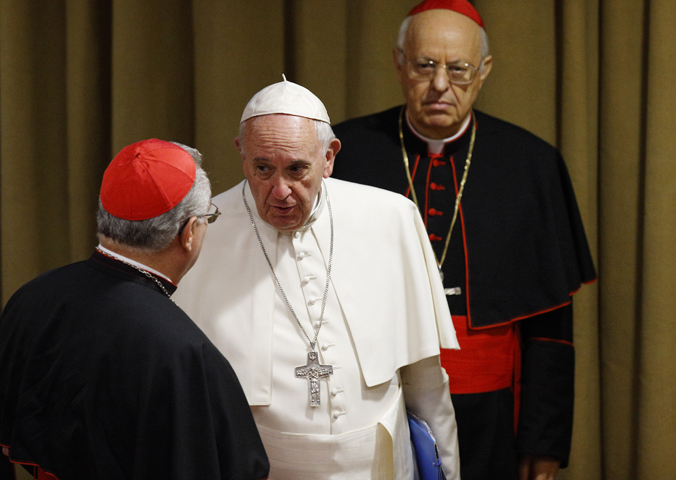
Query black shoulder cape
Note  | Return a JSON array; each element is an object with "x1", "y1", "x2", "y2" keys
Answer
[
  {"x1": 333, "y1": 106, "x2": 596, "y2": 328},
  {"x1": 0, "y1": 251, "x2": 269, "y2": 480}
]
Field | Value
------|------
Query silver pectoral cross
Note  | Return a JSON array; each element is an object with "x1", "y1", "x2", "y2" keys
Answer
[{"x1": 295, "y1": 351, "x2": 333, "y2": 407}]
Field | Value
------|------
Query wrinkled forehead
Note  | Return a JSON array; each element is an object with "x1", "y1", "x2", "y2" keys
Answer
[
  {"x1": 243, "y1": 114, "x2": 322, "y2": 156},
  {"x1": 405, "y1": 10, "x2": 483, "y2": 60}
]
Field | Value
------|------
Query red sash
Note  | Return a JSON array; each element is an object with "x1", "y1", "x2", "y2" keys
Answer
[{"x1": 440, "y1": 315, "x2": 522, "y2": 431}]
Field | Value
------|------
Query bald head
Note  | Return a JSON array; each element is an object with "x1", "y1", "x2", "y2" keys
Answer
[
  {"x1": 394, "y1": 9, "x2": 492, "y2": 139},
  {"x1": 401, "y1": 10, "x2": 488, "y2": 63}
]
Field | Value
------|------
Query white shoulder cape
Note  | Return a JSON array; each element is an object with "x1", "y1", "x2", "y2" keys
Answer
[{"x1": 174, "y1": 178, "x2": 458, "y2": 405}]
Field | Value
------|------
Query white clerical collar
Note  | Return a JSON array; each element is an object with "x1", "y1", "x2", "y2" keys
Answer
[
  {"x1": 301, "y1": 181, "x2": 326, "y2": 231},
  {"x1": 243, "y1": 179, "x2": 327, "y2": 234},
  {"x1": 96, "y1": 244, "x2": 173, "y2": 282},
  {"x1": 406, "y1": 112, "x2": 472, "y2": 155}
]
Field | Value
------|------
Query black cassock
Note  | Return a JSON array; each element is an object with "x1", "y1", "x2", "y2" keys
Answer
[
  {"x1": 0, "y1": 250, "x2": 269, "y2": 480},
  {"x1": 333, "y1": 106, "x2": 596, "y2": 480}
]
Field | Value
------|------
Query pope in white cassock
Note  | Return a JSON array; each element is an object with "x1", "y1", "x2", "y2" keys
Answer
[{"x1": 174, "y1": 78, "x2": 461, "y2": 479}]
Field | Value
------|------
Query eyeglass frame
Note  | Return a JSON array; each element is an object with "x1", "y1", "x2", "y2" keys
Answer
[
  {"x1": 399, "y1": 51, "x2": 483, "y2": 85},
  {"x1": 177, "y1": 202, "x2": 221, "y2": 236}
]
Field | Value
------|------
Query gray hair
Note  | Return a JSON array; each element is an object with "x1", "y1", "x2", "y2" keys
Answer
[
  {"x1": 238, "y1": 115, "x2": 336, "y2": 157},
  {"x1": 395, "y1": 15, "x2": 490, "y2": 71},
  {"x1": 96, "y1": 142, "x2": 212, "y2": 251}
]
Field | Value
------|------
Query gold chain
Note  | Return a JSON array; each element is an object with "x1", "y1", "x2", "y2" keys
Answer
[{"x1": 398, "y1": 106, "x2": 476, "y2": 271}]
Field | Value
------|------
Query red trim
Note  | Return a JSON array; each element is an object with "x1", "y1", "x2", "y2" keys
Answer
[
  {"x1": 464, "y1": 278, "x2": 595, "y2": 330},
  {"x1": 411, "y1": 154, "x2": 421, "y2": 181},
  {"x1": 3, "y1": 445, "x2": 59, "y2": 480},
  {"x1": 562, "y1": 279, "x2": 597, "y2": 301},
  {"x1": 529, "y1": 337, "x2": 574, "y2": 347},
  {"x1": 8, "y1": 461, "x2": 59, "y2": 480},
  {"x1": 573, "y1": 278, "x2": 598, "y2": 292},
  {"x1": 37, "y1": 468, "x2": 58, "y2": 480},
  {"x1": 506, "y1": 299, "x2": 573, "y2": 323},
  {"x1": 468, "y1": 298, "x2": 573, "y2": 331}
]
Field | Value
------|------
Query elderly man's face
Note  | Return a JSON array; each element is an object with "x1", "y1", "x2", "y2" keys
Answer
[
  {"x1": 238, "y1": 115, "x2": 338, "y2": 231},
  {"x1": 395, "y1": 10, "x2": 492, "y2": 139}
]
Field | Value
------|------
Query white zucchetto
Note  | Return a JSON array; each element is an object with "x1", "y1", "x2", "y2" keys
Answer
[{"x1": 240, "y1": 75, "x2": 331, "y2": 124}]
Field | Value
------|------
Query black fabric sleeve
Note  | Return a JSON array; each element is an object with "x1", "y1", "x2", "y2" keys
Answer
[
  {"x1": 201, "y1": 343, "x2": 270, "y2": 480},
  {"x1": 125, "y1": 338, "x2": 270, "y2": 480},
  {"x1": 517, "y1": 301, "x2": 575, "y2": 468}
]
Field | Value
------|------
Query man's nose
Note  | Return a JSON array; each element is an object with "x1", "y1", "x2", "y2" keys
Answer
[
  {"x1": 271, "y1": 177, "x2": 292, "y2": 199},
  {"x1": 432, "y1": 66, "x2": 451, "y2": 92}
]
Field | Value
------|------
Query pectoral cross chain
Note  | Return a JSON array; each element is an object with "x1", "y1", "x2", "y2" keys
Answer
[{"x1": 295, "y1": 352, "x2": 333, "y2": 407}]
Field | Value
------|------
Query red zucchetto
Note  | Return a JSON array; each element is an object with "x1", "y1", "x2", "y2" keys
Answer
[
  {"x1": 407, "y1": 0, "x2": 484, "y2": 29},
  {"x1": 101, "y1": 139, "x2": 196, "y2": 221}
]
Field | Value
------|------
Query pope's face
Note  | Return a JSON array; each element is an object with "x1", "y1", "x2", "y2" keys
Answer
[
  {"x1": 395, "y1": 10, "x2": 492, "y2": 139},
  {"x1": 238, "y1": 115, "x2": 337, "y2": 231}
]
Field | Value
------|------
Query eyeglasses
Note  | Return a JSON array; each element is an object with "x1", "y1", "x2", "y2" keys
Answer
[
  {"x1": 177, "y1": 203, "x2": 221, "y2": 235},
  {"x1": 201, "y1": 203, "x2": 221, "y2": 224},
  {"x1": 405, "y1": 57, "x2": 481, "y2": 85}
]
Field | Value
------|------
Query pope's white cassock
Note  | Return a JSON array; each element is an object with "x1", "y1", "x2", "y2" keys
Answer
[{"x1": 175, "y1": 176, "x2": 461, "y2": 479}]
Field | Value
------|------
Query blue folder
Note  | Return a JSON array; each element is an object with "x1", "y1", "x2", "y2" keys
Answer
[{"x1": 408, "y1": 411, "x2": 446, "y2": 480}]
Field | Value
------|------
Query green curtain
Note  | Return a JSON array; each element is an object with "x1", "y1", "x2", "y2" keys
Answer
[{"x1": 2, "y1": 0, "x2": 675, "y2": 478}]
